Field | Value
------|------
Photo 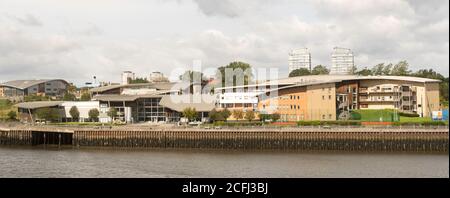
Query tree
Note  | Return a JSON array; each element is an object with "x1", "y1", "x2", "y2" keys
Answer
[
  {"x1": 221, "y1": 108, "x2": 231, "y2": 121},
  {"x1": 271, "y1": 113, "x2": 280, "y2": 121},
  {"x1": 311, "y1": 65, "x2": 330, "y2": 75},
  {"x1": 209, "y1": 109, "x2": 225, "y2": 122},
  {"x1": 371, "y1": 63, "x2": 385, "y2": 75},
  {"x1": 107, "y1": 107, "x2": 118, "y2": 121},
  {"x1": 382, "y1": 63, "x2": 393, "y2": 75},
  {"x1": 390, "y1": 61, "x2": 411, "y2": 76},
  {"x1": 69, "y1": 106, "x2": 80, "y2": 121},
  {"x1": 35, "y1": 108, "x2": 61, "y2": 122},
  {"x1": 63, "y1": 92, "x2": 76, "y2": 101},
  {"x1": 232, "y1": 109, "x2": 244, "y2": 120},
  {"x1": 80, "y1": 93, "x2": 91, "y2": 101},
  {"x1": 244, "y1": 110, "x2": 255, "y2": 122},
  {"x1": 88, "y1": 108, "x2": 100, "y2": 122},
  {"x1": 289, "y1": 68, "x2": 311, "y2": 77},
  {"x1": 355, "y1": 67, "x2": 372, "y2": 76},
  {"x1": 7, "y1": 110, "x2": 17, "y2": 120},
  {"x1": 182, "y1": 107, "x2": 198, "y2": 122},
  {"x1": 217, "y1": 61, "x2": 253, "y2": 87},
  {"x1": 129, "y1": 77, "x2": 149, "y2": 84}
]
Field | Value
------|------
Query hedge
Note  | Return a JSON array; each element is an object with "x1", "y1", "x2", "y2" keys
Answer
[
  {"x1": 297, "y1": 120, "x2": 361, "y2": 126},
  {"x1": 392, "y1": 121, "x2": 448, "y2": 126},
  {"x1": 213, "y1": 121, "x2": 263, "y2": 127}
]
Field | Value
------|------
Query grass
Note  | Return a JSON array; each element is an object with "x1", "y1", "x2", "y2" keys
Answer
[
  {"x1": 352, "y1": 109, "x2": 397, "y2": 122},
  {"x1": 399, "y1": 116, "x2": 432, "y2": 122}
]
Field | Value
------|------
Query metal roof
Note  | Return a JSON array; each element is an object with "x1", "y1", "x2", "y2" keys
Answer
[
  {"x1": 89, "y1": 82, "x2": 190, "y2": 93},
  {"x1": 159, "y1": 95, "x2": 215, "y2": 112},
  {"x1": 92, "y1": 94, "x2": 164, "y2": 102},
  {"x1": 216, "y1": 75, "x2": 441, "y2": 91},
  {"x1": 15, "y1": 101, "x2": 64, "y2": 109},
  {"x1": 0, "y1": 79, "x2": 69, "y2": 90}
]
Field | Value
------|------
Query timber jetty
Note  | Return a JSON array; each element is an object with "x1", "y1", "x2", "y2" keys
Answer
[{"x1": 0, "y1": 125, "x2": 448, "y2": 153}]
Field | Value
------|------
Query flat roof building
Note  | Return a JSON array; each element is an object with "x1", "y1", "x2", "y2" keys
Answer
[
  {"x1": 330, "y1": 47, "x2": 354, "y2": 75},
  {"x1": 288, "y1": 48, "x2": 312, "y2": 74}
]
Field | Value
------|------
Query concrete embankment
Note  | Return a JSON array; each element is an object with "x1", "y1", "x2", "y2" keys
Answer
[{"x1": 0, "y1": 127, "x2": 448, "y2": 152}]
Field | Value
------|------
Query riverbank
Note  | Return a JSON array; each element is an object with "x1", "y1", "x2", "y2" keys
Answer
[{"x1": 0, "y1": 125, "x2": 448, "y2": 153}]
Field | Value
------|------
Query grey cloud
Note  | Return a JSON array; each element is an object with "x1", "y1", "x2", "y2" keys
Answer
[
  {"x1": 193, "y1": 0, "x2": 240, "y2": 17},
  {"x1": 8, "y1": 14, "x2": 43, "y2": 27}
]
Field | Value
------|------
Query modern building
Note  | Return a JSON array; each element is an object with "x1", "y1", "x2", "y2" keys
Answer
[
  {"x1": 215, "y1": 75, "x2": 441, "y2": 121},
  {"x1": 121, "y1": 71, "x2": 135, "y2": 85},
  {"x1": 16, "y1": 101, "x2": 101, "y2": 123},
  {"x1": 0, "y1": 79, "x2": 69, "y2": 99},
  {"x1": 330, "y1": 47, "x2": 354, "y2": 75},
  {"x1": 288, "y1": 48, "x2": 312, "y2": 74}
]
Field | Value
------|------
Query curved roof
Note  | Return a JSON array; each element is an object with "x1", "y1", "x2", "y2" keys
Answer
[
  {"x1": 0, "y1": 79, "x2": 69, "y2": 90},
  {"x1": 15, "y1": 101, "x2": 64, "y2": 109},
  {"x1": 216, "y1": 75, "x2": 441, "y2": 91},
  {"x1": 89, "y1": 82, "x2": 190, "y2": 93}
]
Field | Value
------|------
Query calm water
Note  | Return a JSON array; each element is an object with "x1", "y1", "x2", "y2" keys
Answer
[{"x1": 0, "y1": 147, "x2": 448, "y2": 178}]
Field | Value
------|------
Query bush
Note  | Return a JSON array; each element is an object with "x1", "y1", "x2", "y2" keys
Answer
[
  {"x1": 213, "y1": 121, "x2": 263, "y2": 127},
  {"x1": 350, "y1": 111, "x2": 361, "y2": 120},
  {"x1": 7, "y1": 110, "x2": 17, "y2": 120},
  {"x1": 399, "y1": 112, "x2": 420, "y2": 117},
  {"x1": 392, "y1": 121, "x2": 447, "y2": 126},
  {"x1": 297, "y1": 120, "x2": 361, "y2": 126}
]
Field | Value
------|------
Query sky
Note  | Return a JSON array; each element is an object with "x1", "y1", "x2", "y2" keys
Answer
[{"x1": 0, "y1": 0, "x2": 448, "y2": 86}]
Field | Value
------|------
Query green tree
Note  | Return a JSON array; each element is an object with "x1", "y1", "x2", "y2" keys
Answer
[
  {"x1": 271, "y1": 113, "x2": 280, "y2": 121},
  {"x1": 182, "y1": 107, "x2": 198, "y2": 122},
  {"x1": 107, "y1": 107, "x2": 118, "y2": 122},
  {"x1": 289, "y1": 68, "x2": 311, "y2": 77},
  {"x1": 80, "y1": 93, "x2": 91, "y2": 101},
  {"x1": 221, "y1": 108, "x2": 231, "y2": 121},
  {"x1": 69, "y1": 106, "x2": 80, "y2": 121},
  {"x1": 390, "y1": 61, "x2": 411, "y2": 76},
  {"x1": 371, "y1": 63, "x2": 385, "y2": 75},
  {"x1": 63, "y1": 92, "x2": 76, "y2": 101},
  {"x1": 217, "y1": 61, "x2": 253, "y2": 87},
  {"x1": 244, "y1": 110, "x2": 255, "y2": 122},
  {"x1": 35, "y1": 108, "x2": 61, "y2": 122},
  {"x1": 382, "y1": 63, "x2": 393, "y2": 75},
  {"x1": 129, "y1": 77, "x2": 149, "y2": 84},
  {"x1": 7, "y1": 110, "x2": 17, "y2": 120},
  {"x1": 232, "y1": 109, "x2": 244, "y2": 120},
  {"x1": 209, "y1": 109, "x2": 225, "y2": 122},
  {"x1": 355, "y1": 67, "x2": 372, "y2": 76},
  {"x1": 88, "y1": 108, "x2": 99, "y2": 122},
  {"x1": 311, "y1": 65, "x2": 330, "y2": 75}
]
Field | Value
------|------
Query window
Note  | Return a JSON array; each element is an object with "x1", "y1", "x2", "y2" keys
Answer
[
  {"x1": 322, "y1": 96, "x2": 325, "y2": 100},
  {"x1": 297, "y1": 105, "x2": 300, "y2": 109},
  {"x1": 322, "y1": 115, "x2": 325, "y2": 119},
  {"x1": 328, "y1": 114, "x2": 332, "y2": 119},
  {"x1": 290, "y1": 105, "x2": 293, "y2": 109},
  {"x1": 290, "y1": 95, "x2": 292, "y2": 100},
  {"x1": 263, "y1": 105, "x2": 266, "y2": 109},
  {"x1": 329, "y1": 95, "x2": 331, "y2": 100},
  {"x1": 297, "y1": 96, "x2": 300, "y2": 100}
]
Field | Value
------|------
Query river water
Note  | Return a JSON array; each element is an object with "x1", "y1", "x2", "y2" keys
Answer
[{"x1": 0, "y1": 147, "x2": 448, "y2": 178}]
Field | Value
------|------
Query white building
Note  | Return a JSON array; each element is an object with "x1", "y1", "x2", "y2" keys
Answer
[
  {"x1": 148, "y1": 72, "x2": 169, "y2": 83},
  {"x1": 288, "y1": 48, "x2": 311, "y2": 74},
  {"x1": 61, "y1": 101, "x2": 101, "y2": 122},
  {"x1": 122, "y1": 71, "x2": 135, "y2": 85},
  {"x1": 330, "y1": 47, "x2": 354, "y2": 75}
]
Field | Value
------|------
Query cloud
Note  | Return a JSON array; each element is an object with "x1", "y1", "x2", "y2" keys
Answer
[
  {"x1": 0, "y1": 0, "x2": 448, "y2": 85},
  {"x1": 192, "y1": 0, "x2": 240, "y2": 17},
  {"x1": 7, "y1": 14, "x2": 43, "y2": 27}
]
